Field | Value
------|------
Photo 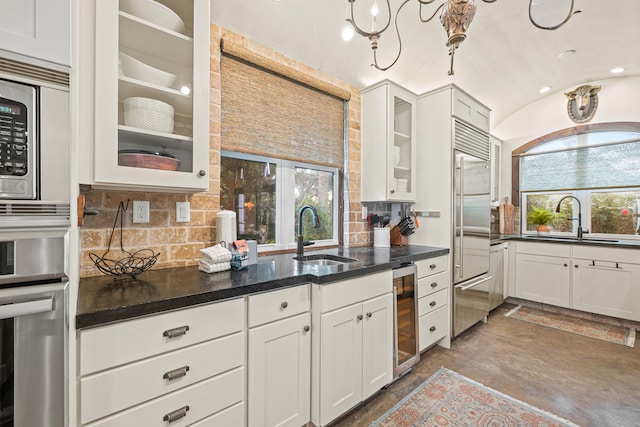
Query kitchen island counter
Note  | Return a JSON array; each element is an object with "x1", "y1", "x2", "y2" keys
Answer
[{"x1": 77, "y1": 245, "x2": 448, "y2": 329}]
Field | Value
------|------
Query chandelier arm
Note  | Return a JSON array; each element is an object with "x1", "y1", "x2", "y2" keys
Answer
[
  {"x1": 419, "y1": 2, "x2": 445, "y2": 23},
  {"x1": 346, "y1": 0, "x2": 393, "y2": 38},
  {"x1": 372, "y1": 0, "x2": 411, "y2": 71},
  {"x1": 416, "y1": 0, "x2": 438, "y2": 4},
  {"x1": 481, "y1": 0, "x2": 497, "y2": 2},
  {"x1": 529, "y1": 0, "x2": 578, "y2": 30}
]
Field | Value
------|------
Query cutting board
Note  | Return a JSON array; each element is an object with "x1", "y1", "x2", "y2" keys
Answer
[{"x1": 499, "y1": 197, "x2": 515, "y2": 234}]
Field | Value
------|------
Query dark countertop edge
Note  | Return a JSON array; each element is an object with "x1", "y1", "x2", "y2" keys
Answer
[
  {"x1": 75, "y1": 247, "x2": 450, "y2": 329},
  {"x1": 493, "y1": 234, "x2": 640, "y2": 248}
]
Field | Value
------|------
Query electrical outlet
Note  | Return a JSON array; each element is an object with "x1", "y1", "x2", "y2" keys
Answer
[
  {"x1": 176, "y1": 202, "x2": 190, "y2": 222},
  {"x1": 362, "y1": 206, "x2": 368, "y2": 219},
  {"x1": 133, "y1": 200, "x2": 149, "y2": 223}
]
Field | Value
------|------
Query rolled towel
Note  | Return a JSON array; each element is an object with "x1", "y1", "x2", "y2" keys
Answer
[
  {"x1": 198, "y1": 259, "x2": 231, "y2": 273},
  {"x1": 200, "y1": 243, "x2": 232, "y2": 264}
]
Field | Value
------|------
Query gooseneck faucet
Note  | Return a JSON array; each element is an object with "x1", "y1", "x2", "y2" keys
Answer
[
  {"x1": 555, "y1": 195, "x2": 589, "y2": 239},
  {"x1": 297, "y1": 205, "x2": 321, "y2": 256}
]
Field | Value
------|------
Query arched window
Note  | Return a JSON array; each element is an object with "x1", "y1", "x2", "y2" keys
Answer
[{"x1": 512, "y1": 122, "x2": 640, "y2": 236}]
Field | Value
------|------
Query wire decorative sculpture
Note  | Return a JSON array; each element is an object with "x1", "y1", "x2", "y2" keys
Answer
[{"x1": 89, "y1": 200, "x2": 160, "y2": 279}]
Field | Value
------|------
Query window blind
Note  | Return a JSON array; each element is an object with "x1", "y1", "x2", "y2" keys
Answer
[
  {"x1": 220, "y1": 54, "x2": 345, "y2": 168},
  {"x1": 520, "y1": 140, "x2": 640, "y2": 192}
]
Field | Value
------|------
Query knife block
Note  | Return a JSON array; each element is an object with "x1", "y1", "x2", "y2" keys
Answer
[{"x1": 390, "y1": 225, "x2": 408, "y2": 246}]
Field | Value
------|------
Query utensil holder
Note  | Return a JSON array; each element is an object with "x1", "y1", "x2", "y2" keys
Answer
[
  {"x1": 390, "y1": 225, "x2": 408, "y2": 246},
  {"x1": 373, "y1": 227, "x2": 390, "y2": 247}
]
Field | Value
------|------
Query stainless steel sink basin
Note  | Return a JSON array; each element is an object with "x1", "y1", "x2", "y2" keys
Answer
[{"x1": 293, "y1": 254, "x2": 358, "y2": 266}]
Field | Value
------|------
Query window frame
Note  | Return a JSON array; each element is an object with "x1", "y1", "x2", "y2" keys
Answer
[{"x1": 221, "y1": 150, "x2": 341, "y2": 252}]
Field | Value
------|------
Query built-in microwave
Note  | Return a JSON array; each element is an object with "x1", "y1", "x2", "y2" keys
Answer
[{"x1": 0, "y1": 78, "x2": 37, "y2": 199}]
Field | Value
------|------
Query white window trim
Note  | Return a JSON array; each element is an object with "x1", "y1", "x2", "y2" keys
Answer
[{"x1": 221, "y1": 150, "x2": 340, "y2": 252}]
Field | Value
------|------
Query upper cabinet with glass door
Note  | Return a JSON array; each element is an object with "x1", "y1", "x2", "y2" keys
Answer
[
  {"x1": 87, "y1": 0, "x2": 209, "y2": 192},
  {"x1": 361, "y1": 80, "x2": 417, "y2": 202}
]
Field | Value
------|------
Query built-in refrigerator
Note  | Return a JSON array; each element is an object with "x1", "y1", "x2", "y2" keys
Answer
[{"x1": 452, "y1": 121, "x2": 492, "y2": 337}]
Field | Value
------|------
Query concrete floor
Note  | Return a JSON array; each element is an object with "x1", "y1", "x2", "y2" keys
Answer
[{"x1": 333, "y1": 302, "x2": 640, "y2": 427}]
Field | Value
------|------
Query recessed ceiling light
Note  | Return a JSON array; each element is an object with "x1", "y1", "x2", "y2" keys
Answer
[
  {"x1": 341, "y1": 25, "x2": 354, "y2": 42},
  {"x1": 558, "y1": 49, "x2": 576, "y2": 59},
  {"x1": 539, "y1": 86, "x2": 552, "y2": 94},
  {"x1": 611, "y1": 67, "x2": 625, "y2": 74}
]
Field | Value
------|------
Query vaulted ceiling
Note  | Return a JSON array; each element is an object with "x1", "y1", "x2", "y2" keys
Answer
[{"x1": 211, "y1": 0, "x2": 640, "y2": 129}]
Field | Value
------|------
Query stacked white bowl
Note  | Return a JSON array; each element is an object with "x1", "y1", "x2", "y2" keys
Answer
[{"x1": 123, "y1": 97, "x2": 174, "y2": 133}]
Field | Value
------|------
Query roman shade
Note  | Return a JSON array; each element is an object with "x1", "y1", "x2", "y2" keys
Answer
[{"x1": 220, "y1": 52, "x2": 345, "y2": 168}]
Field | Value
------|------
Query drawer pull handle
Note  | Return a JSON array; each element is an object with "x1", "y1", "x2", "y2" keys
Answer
[
  {"x1": 303, "y1": 325, "x2": 310, "y2": 332},
  {"x1": 429, "y1": 301, "x2": 437, "y2": 307},
  {"x1": 163, "y1": 366, "x2": 190, "y2": 381},
  {"x1": 429, "y1": 325, "x2": 436, "y2": 332},
  {"x1": 357, "y1": 314, "x2": 363, "y2": 321},
  {"x1": 366, "y1": 312, "x2": 372, "y2": 318},
  {"x1": 430, "y1": 282, "x2": 438, "y2": 288},
  {"x1": 163, "y1": 325, "x2": 190, "y2": 339},
  {"x1": 163, "y1": 405, "x2": 190, "y2": 423},
  {"x1": 281, "y1": 301, "x2": 288, "y2": 309},
  {"x1": 430, "y1": 264, "x2": 437, "y2": 269}
]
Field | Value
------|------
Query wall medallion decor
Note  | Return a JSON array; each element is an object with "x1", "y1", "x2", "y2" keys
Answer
[{"x1": 564, "y1": 84, "x2": 601, "y2": 124}]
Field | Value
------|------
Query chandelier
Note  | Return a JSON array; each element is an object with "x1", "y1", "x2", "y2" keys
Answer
[{"x1": 346, "y1": 0, "x2": 581, "y2": 75}]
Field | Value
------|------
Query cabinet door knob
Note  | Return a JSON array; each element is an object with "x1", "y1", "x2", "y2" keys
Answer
[
  {"x1": 163, "y1": 405, "x2": 190, "y2": 423},
  {"x1": 564, "y1": 263, "x2": 568, "y2": 267},
  {"x1": 366, "y1": 312, "x2": 372, "y2": 318},
  {"x1": 390, "y1": 189, "x2": 395, "y2": 194},
  {"x1": 429, "y1": 301, "x2": 437, "y2": 307},
  {"x1": 357, "y1": 314, "x2": 363, "y2": 321},
  {"x1": 431, "y1": 282, "x2": 438, "y2": 288},
  {"x1": 198, "y1": 170, "x2": 206, "y2": 176},
  {"x1": 575, "y1": 264, "x2": 579, "y2": 268},
  {"x1": 303, "y1": 325, "x2": 310, "y2": 332},
  {"x1": 429, "y1": 325, "x2": 436, "y2": 332},
  {"x1": 281, "y1": 301, "x2": 288, "y2": 309},
  {"x1": 163, "y1": 325, "x2": 190, "y2": 339},
  {"x1": 163, "y1": 366, "x2": 190, "y2": 381},
  {"x1": 430, "y1": 264, "x2": 436, "y2": 269}
]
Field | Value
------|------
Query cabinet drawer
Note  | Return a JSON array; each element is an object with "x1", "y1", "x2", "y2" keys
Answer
[
  {"x1": 80, "y1": 298, "x2": 244, "y2": 375},
  {"x1": 248, "y1": 285, "x2": 310, "y2": 328},
  {"x1": 190, "y1": 402, "x2": 245, "y2": 427},
  {"x1": 85, "y1": 367, "x2": 244, "y2": 427},
  {"x1": 81, "y1": 332, "x2": 244, "y2": 424},
  {"x1": 315, "y1": 270, "x2": 392, "y2": 313},
  {"x1": 418, "y1": 288, "x2": 448, "y2": 317},
  {"x1": 515, "y1": 241, "x2": 571, "y2": 257},
  {"x1": 419, "y1": 306, "x2": 448, "y2": 351},
  {"x1": 417, "y1": 271, "x2": 449, "y2": 298},
  {"x1": 416, "y1": 255, "x2": 448, "y2": 278}
]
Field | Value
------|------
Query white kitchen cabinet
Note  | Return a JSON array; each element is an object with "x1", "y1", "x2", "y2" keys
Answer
[
  {"x1": 572, "y1": 246, "x2": 640, "y2": 321},
  {"x1": 490, "y1": 135, "x2": 503, "y2": 206},
  {"x1": 452, "y1": 88, "x2": 491, "y2": 132},
  {"x1": 78, "y1": 0, "x2": 210, "y2": 192},
  {"x1": 488, "y1": 242, "x2": 507, "y2": 310},
  {"x1": 0, "y1": 0, "x2": 70, "y2": 69},
  {"x1": 415, "y1": 256, "x2": 451, "y2": 351},
  {"x1": 361, "y1": 80, "x2": 416, "y2": 202},
  {"x1": 514, "y1": 242, "x2": 571, "y2": 307},
  {"x1": 79, "y1": 298, "x2": 245, "y2": 426},
  {"x1": 248, "y1": 286, "x2": 311, "y2": 427},
  {"x1": 311, "y1": 270, "x2": 393, "y2": 427}
]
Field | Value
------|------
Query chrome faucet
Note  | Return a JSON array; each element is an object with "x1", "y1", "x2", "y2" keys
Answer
[
  {"x1": 555, "y1": 196, "x2": 589, "y2": 239},
  {"x1": 297, "y1": 205, "x2": 320, "y2": 256}
]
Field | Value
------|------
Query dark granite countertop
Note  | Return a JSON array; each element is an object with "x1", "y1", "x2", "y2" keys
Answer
[
  {"x1": 492, "y1": 234, "x2": 640, "y2": 248},
  {"x1": 77, "y1": 245, "x2": 448, "y2": 329}
]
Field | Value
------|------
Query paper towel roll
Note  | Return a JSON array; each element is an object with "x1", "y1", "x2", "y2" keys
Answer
[{"x1": 216, "y1": 209, "x2": 237, "y2": 246}]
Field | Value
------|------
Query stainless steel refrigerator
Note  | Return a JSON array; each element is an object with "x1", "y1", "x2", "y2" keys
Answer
[{"x1": 452, "y1": 122, "x2": 492, "y2": 337}]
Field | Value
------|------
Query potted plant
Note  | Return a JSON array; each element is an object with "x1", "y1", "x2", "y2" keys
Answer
[{"x1": 527, "y1": 207, "x2": 555, "y2": 234}]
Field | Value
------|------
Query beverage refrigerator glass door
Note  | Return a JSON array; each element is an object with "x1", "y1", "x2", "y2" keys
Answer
[{"x1": 0, "y1": 78, "x2": 37, "y2": 199}]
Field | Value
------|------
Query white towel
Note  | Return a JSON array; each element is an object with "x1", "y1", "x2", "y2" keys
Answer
[
  {"x1": 198, "y1": 259, "x2": 231, "y2": 273},
  {"x1": 200, "y1": 244, "x2": 232, "y2": 264}
]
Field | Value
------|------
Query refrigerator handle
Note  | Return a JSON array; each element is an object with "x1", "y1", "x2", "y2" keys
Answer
[{"x1": 457, "y1": 156, "x2": 464, "y2": 279}]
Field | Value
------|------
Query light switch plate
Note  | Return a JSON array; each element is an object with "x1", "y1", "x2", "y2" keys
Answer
[
  {"x1": 133, "y1": 200, "x2": 149, "y2": 223},
  {"x1": 176, "y1": 202, "x2": 190, "y2": 222}
]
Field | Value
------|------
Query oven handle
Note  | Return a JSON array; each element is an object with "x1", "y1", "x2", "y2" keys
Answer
[
  {"x1": 0, "y1": 297, "x2": 53, "y2": 320},
  {"x1": 455, "y1": 275, "x2": 492, "y2": 292}
]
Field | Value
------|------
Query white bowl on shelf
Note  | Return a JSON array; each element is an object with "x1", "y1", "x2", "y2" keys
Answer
[
  {"x1": 120, "y1": 0, "x2": 186, "y2": 33},
  {"x1": 119, "y1": 52, "x2": 177, "y2": 88},
  {"x1": 123, "y1": 97, "x2": 174, "y2": 133}
]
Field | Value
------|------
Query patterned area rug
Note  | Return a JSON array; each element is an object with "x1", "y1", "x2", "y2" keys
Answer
[
  {"x1": 505, "y1": 305, "x2": 636, "y2": 348},
  {"x1": 370, "y1": 367, "x2": 578, "y2": 427}
]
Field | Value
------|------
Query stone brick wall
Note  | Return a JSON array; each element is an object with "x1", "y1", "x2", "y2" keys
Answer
[{"x1": 79, "y1": 24, "x2": 370, "y2": 278}]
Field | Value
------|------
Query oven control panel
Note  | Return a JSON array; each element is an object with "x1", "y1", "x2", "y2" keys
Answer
[{"x1": 0, "y1": 99, "x2": 28, "y2": 176}]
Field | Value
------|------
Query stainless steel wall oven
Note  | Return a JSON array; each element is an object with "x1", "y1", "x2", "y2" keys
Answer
[{"x1": 0, "y1": 235, "x2": 67, "y2": 427}]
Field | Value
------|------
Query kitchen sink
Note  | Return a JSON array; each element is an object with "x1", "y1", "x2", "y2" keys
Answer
[{"x1": 293, "y1": 254, "x2": 358, "y2": 265}]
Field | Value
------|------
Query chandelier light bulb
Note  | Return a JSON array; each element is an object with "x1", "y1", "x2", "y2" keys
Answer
[
  {"x1": 371, "y1": 2, "x2": 379, "y2": 17},
  {"x1": 341, "y1": 25, "x2": 355, "y2": 42}
]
